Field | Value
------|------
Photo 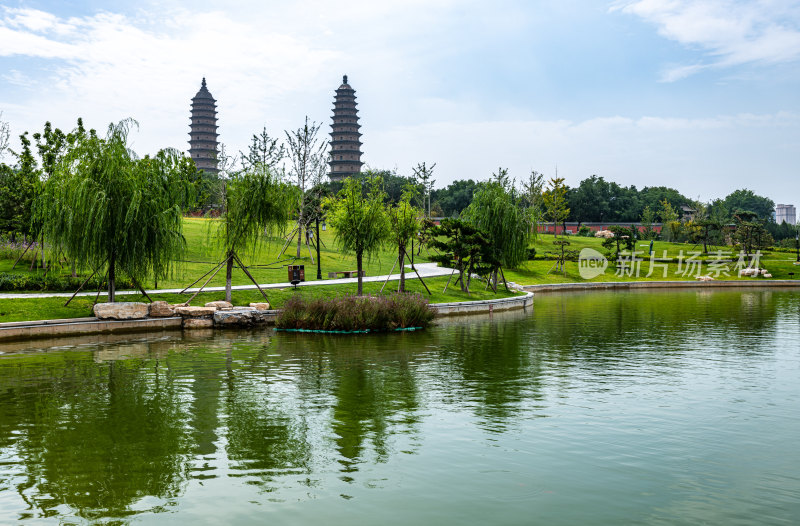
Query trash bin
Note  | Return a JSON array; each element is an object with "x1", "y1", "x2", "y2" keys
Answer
[{"x1": 288, "y1": 265, "x2": 305, "y2": 282}]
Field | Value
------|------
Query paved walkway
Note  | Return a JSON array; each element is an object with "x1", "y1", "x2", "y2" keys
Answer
[{"x1": 0, "y1": 263, "x2": 455, "y2": 299}]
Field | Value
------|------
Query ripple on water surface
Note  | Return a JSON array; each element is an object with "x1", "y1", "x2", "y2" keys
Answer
[{"x1": 0, "y1": 288, "x2": 798, "y2": 525}]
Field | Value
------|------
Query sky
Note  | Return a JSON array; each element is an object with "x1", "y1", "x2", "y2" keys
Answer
[{"x1": 0, "y1": 0, "x2": 798, "y2": 204}]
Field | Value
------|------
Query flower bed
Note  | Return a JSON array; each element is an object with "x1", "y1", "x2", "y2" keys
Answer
[{"x1": 275, "y1": 293, "x2": 435, "y2": 332}]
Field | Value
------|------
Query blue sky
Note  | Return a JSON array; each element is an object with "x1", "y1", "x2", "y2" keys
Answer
[{"x1": 0, "y1": 0, "x2": 798, "y2": 204}]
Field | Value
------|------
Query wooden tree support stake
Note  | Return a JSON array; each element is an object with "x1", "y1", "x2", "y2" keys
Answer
[
  {"x1": 412, "y1": 265, "x2": 432, "y2": 295},
  {"x1": 233, "y1": 252, "x2": 270, "y2": 302},
  {"x1": 130, "y1": 276, "x2": 153, "y2": 303},
  {"x1": 11, "y1": 241, "x2": 35, "y2": 270},
  {"x1": 499, "y1": 266, "x2": 510, "y2": 292},
  {"x1": 180, "y1": 257, "x2": 228, "y2": 294},
  {"x1": 443, "y1": 268, "x2": 456, "y2": 293},
  {"x1": 184, "y1": 256, "x2": 228, "y2": 305},
  {"x1": 93, "y1": 272, "x2": 108, "y2": 306},
  {"x1": 64, "y1": 258, "x2": 107, "y2": 307},
  {"x1": 380, "y1": 256, "x2": 400, "y2": 293}
]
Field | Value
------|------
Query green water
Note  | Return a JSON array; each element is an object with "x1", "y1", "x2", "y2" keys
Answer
[{"x1": 1, "y1": 289, "x2": 799, "y2": 525}]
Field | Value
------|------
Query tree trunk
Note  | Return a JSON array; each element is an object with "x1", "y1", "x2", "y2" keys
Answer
[
  {"x1": 356, "y1": 252, "x2": 363, "y2": 296},
  {"x1": 296, "y1": 195, "x2": 304, "y2": 259},
  {"x1": 225, "y1": 251, "x2": 234, "y2": 303},
  {"x1": 108, "y1": 251, "x2": 116, "y2": 303},
  {"x1": 296, "y1": 223, "x2": 302, "y2": 259},
  {"x1": 399, "y1": 245, "x2": 406, "y2": 293}
]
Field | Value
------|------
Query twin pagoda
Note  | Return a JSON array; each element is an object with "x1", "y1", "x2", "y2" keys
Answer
[{"x1": 188, "y1": 75, "x2": 364, "y2": 180}]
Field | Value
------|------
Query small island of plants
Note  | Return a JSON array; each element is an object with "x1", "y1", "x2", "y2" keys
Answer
[{"x1": 275, "y1": 293, "x2": 435, "y2": 333}]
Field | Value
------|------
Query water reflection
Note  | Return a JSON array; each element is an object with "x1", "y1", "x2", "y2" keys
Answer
[{"x1": 0, "y1": 288, "x2": 797, "y2": 525}]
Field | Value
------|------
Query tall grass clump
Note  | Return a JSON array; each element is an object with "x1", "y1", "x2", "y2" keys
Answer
[{"x1": 275, "y1": 293, "x2": 435, "y2": 331}]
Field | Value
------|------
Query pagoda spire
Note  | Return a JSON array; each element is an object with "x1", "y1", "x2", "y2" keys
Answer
[
  {"x1": 188, "y1": 78, "x2": 219, "y2": 175},
  {"x1": 328, "y1": 74, "x2": 363, "y2": 181}
]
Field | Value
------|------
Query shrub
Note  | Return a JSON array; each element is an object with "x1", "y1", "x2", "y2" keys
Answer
[
  {"x1": 577, "y1": 225, "x2": 591, "y2": 237},
  {"x1": 0, "y1": 272, "x2": 134, "y2": 292},
  {"x1": 275, "y1": 292, "x2": 435, "y2": 331}
]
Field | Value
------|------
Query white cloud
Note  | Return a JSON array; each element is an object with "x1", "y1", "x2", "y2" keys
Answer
[{"x1": 613, "y1": 0, "x2": 800, "y2": 80}]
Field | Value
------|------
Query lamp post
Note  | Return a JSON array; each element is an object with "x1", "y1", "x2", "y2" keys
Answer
[
  {"x1": 316, "y1": 215, "x2": 322, "y2": 280},
  {"x1": 795, "y1": 229, "x2": 799, "y2": 263}
]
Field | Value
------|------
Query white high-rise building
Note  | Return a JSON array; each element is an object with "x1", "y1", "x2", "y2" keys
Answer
[{"x1": 775, "y1": 204, "x2": 796, "y2": 225}]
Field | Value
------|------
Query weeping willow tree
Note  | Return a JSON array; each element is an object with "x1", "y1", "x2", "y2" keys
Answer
[
  {"x1": 324, "y1": 174, "x2": 389, "y2": 296},
  {"x1": 216, "y1": 165, "x2": 295, "y2": 302},
  {"x1": 38, "y1": 120, "x2": 193, "y2": 302},
  {"x1": 463, "y1": 177, "x2": 533, "y2": 291}
]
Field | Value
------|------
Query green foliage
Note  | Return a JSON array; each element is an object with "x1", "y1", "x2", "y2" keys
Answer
[
  {"x1": 387, "y1": 185, "x2": 423, "y2": 292},
  {"x1": 463, "y1": 178, "x2": 533, "y2": 272},
  {"x1": 38, "y1": 119, "x2": 193, "y2": 300},
  {"x1": 723, "y1": 189, "x2": 775, "y2": 222},
  {"x1": 412, "y1": 162, "x2": 435, "y2": 216},
  {"x1": 220, "y1": 164, "x2": 294, "y2": 255},
  {"x1": 431, "y1": 179, "x2": 478, "y2": 217},
  {"x1": 324, "y1": 173, "x2": 390, "y2": 295},
  {"x1": 732, "y1": 211, "x2": 773, "y2": 255},
  {"x1": 429, "y1": 218, "x2": 496, "y2": 293},
  {"x1": 767, "y1": 220, "x2": 798, "y2": 241},
  {"x1": 602, "y1": 225, "x2": 636, "y2": 260},
  {"x1": 577, "y1": 225, "x2": 592, "y2": 237},
  {"x1": 659, "y1": 198, "x2": 680, "y2": 242},
  {"x1": 521, "y1": 170, "x2": 545, "y2": 225},
  {"x1": 0, "y1": 132, "x2": 39, "y2": 238},
  {"x1": 565, "y1": 177, "x2": 690, "y2": 224},
  {"x1": 240, "y1": 125, "x2": 286, "y2": 173},
  {"x1": 0, "y1": 272, "x2": 132, "y2": 292},
  {"x1": 542, "y1": 177, "x2": 570, "y2": 234},
  {"x1": 275, "y1": 293, "x2": 434, "y2": 331},
  {"x1": 639, "y1": 205, "x2": 656, "y2": 240}
]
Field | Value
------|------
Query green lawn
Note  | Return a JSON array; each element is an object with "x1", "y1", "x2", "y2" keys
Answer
[
  {"x1": 0, "y1": 275, "x2": 517, "y2": 323},
  {"x1": 1, "y1": 223, "x2": 797, "y2": 324},
  {"x1": 508, "y1": 234, "x2": 800, "y2": 285},
  {"x1": 1, "y1": 217, "x2": 436, "y2": 291}
]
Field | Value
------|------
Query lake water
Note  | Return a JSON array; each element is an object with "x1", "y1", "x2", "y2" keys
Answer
[{"x1": 1, "y1": 288, "x2": 799, "y2": 525}]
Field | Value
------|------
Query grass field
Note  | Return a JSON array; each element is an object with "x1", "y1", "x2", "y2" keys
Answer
[
  {"x1": 0, "y1": 275, "x2": 516, "y2": 323},
  {"x1": 507, "y1": 234, "x2": 800, "y2": 285},
  {"x1": 0, "y1": 220, "x2": 797, "y2": 324},
  {"x1": 0, "y1": 218, "x2": 438, "y2": 291}
]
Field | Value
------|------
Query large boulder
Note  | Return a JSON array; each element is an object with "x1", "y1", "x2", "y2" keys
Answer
[
  {"x1": 94, "y1": 302, "x2": 149, "y2": 320},
  {"x1": 205, "y1": 301, "x2": 233, "y2": 310},
  {"x1": 174, "y1": 306, "x2": 217, "y2": 317},
  {"x1": 214, "y1": 308, "x2": 255, "y2": 327},
  {"x1": 183, "y1": 317, "x2": 214, "y2": 329},
  {"x1": 148, "y1": 301, "x2": 176, "y2": 317},
  {"x1": 214, "y1": 307, "x2": 269, "y2": 327}
]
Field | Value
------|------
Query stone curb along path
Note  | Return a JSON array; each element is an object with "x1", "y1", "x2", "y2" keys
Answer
[{"x1": 0, "y1": 292, "x2": 537, "y2": 343}]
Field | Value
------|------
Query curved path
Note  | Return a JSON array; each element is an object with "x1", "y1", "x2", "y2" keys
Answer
[{"x1": 0, "y1": 263, "x2": 455, "y2": 299}]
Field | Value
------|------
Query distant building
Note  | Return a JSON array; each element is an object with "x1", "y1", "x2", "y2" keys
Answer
[
  {"x1": 189, "y1": 78, "x2": 219, "y2": 175},
  {"x1": 328, "y1": 75, "x2": 363, "y2": 181},
  {"x1": 680, "y1": 205, "x2": 696, "y2": 222},
  {"x1": 776, "y1": 204, "x2": 796, "y2": 225}
]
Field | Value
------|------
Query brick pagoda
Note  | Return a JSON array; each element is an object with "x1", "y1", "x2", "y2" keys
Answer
[
  {"x1": 188, "y1": 78, "x2": 219, "y2": 175},
  {"x1": 328, "y1": 75, "x2": 363, "y2": 181}
]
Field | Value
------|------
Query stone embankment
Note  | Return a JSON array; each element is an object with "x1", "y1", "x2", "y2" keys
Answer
[
  {"x1": 0, "y1": 301, "x2": 276, "y2": 343},
  {"x1": 94, "y1": 301, "x2": 276, "y2": 329}
]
